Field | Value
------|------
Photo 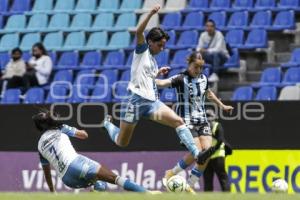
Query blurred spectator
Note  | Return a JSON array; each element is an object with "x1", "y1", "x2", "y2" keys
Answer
[
  {"x1": 23, "y1": 43, "x2": 52, "y2": 89},
  {"x1": 0, "y1": 48, "x2": 26, "y2": 93},
  {"x1": 197, "y1": 20, "x2": 229, "y2": 82}
]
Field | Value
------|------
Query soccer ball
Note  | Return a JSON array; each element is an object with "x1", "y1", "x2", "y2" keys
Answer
[
  {"x1": 272, "y1": 179, "x2": 288, "y2": 193},
  {"x1": 166, "y1": 175, "x2": 187, "y2": 193}
]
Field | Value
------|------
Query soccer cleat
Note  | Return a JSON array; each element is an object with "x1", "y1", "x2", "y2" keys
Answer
[
  {"x1": 197, "y1": 141, "x2": 222, "y2": 164},
  {"x1": 162, "y1": 169, "x2": 175, "y2": 187},
  {"x1": 104, "y1": 115, "x2": 112, "y2": 123},
  {"x1": 185, "y1": 184, "x2": 196, "y2": 195}
]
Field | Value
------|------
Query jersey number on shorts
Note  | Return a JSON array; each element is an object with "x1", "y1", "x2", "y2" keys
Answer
[{"x1": 49, "y1": 146, "x2": 66, "y2": 173}]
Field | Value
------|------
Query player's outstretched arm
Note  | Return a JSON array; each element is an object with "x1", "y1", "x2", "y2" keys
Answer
[
  {"x1": 155, "y1": 78, "x2": 171, "y2": 88},
  {"x1": 74, "y1": 129, "x2": 88, "y2": 140},
  {"x1": 206, "y1": 89, "x2": 234, "y2": 112},
  {"x1": 42, "y1": 164, "x2": 55, "y2": 193},
  {"x1": 61, "y1": 124, "x2": 88, "y2": 140},
  {"x1": 136, "y1": 5, "x2": 160, "y2": 45}
]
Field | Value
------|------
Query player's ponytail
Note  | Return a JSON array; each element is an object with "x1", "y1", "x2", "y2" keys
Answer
[{"x1": 32, "y1": 110, "x2": 62, "y2": 132}]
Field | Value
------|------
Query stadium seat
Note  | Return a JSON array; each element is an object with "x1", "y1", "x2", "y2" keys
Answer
[
  {"x1": 155, "y1": 50, "x2": 170, "y2": 67},
  {"x1": 2, "y1": 15, "x2": 26, "y2": 32},
  {"x1": 270, "y1": 11, "x2": 295, "y2": 31},
  {"x1": 119, "y1": 0, "x2": 142, "y2": 12},
  {"x1": 0, "y1": 33, "x2": 19, "y2": 52},
  {"x1": 68, "y1": 85, "x2": 89, "y2": 103},
  {"x1": 0, "y1": 0, "x2": 9, "y2": 15},
  {"x1": 111, "y1": 13, "x2": 136, "y2": 31},
  {"x1": 242, "y1": 29, "x2": 268, "y2": 49},
  {"x1": 102, "y1": 51, "x2": 125, "y2": 70},
  {"x1": 210, "y1": 0, "x2": 231, "y2": 11},
  {"x1": 280, "y1": 67, "x2": 300, "y2": 87},
  {"x1": 281, "y1": 48, "x2": 300, "y2": 68},
  {"x1": 97, "y1": 0, "x2": 119, "y2": 12},
  {"x1": 120, "y1": 70, "x2": 130, "y2": 82},
  {"x1": 43, "y1": 32, "x2": 63, "y2": 51},
  {"x1": 231, "y1": 86, "x2": 253, "y2": 101},
  {"x1": 208, "y1": 12, "x2": 227, "y2": 30},
  {"x1": 74, "y1": 70, "x2": 96, "y2": 87},
  {"x1": 165, "y1": 30, "x2": 176, "y2": 48},
  {"x1": 227, "y1": 11, "x2": 249, "y2": 30},
  {"x1": 96, "y1": 70, "x2": 118, "y2": 86},
  {"x1": 255, "y1": 86, "x2": 277, "y2": 101},
  {"x1": 49, "y1": 51, "x2": 57, "y2": 65},
  {"x1": 251, "y1": 68, "x2": 281, "y2": 87},
  {"x1": 278, "y1": 85, "x2": 300, "y2": 100},
  {"x1": 27, "y1": 14, "x2": 49, "y2": 31},
  {"x1": 1, "y1": 89, "x2": 21, "y2": 104},
  {"x1": 124, "y1": 52, "x2": 133, "y2": 68},
  {"x1": 47, "y1": 13, "x2": 70, "y2": 31},
  {"x1": 176, "y1": 12, "x2": 204, "y2": 31},
  {"x1": 75, "y1": 0, "x2": 96, "y2": 12},
  {"x1": 45, "y1": 85, "x2": 69, "y2": 103},
  {"x1": 0, "y1": 52, "x2": 9, "y2": 70},
  {"x1": 0, "y1": 15, "x2": 3, "y2": 29},
  {"x1": 112, "y1": 82, "x2": 128, "y2": 102},
  {"x1": 104, "y1": 31, "x2": 131, "y2": 50},
  {"x1": 224, "y1": 48, "x2": 240, "y2": 68},
  {"x1": 53, "y1": 0, "x2": 75, "y2": 13},
  {"x1": 62, "y1": 31, "x2": 86, "y2": 50},
  {"x1": 20, "y1": 33, "x2": 41, "y2": 51},
  {"x1": 52, "y1": 70, "x2": 73, "y2": 83},
  {"x1": 161, "y1": 12, "x2": 182, "y2": 30},
  {"x1": 89, "y1": 85, "x2": 112, "y2": 102},
  {"x1": 162, "y1": 0, "x2": 187, "y2": 12},
  {"x1": 277, "y1": 0, "x2": 300, "y2": 10},
  {"x1": 169, "y1": 30, "x2": 198, "y2": 49},
  {"x1": 160, "y1": 88, "x2": 177, "y2": 102},
  {"x1": 68, "y1": 13, "x2": 92, "y2": 31},
  {"x1": 254, "y1": 0, "x2": 276, "y2": 10},
  {"x1": 85, "y1": 32, "x2": 108, "y2": 50},
  {"x1": 250, "y1": 11, "x2": 272, "y2": 29},
  {"x1": 31, "y1": 0, "x2": 53, "y2": 13},
  {"x1": 56, "y1": 51, "x2": 79, "y2": 70},
  {"x1": 24, "y1": 87, "x2": 45, "y2": 104},
  {"x1": 80, "y1": 51, "x2": 101, "y2": 70},
  {"x1": 170, "y1": 49, "x2": 192, "y2": 68},
  {"x1": 22, "y1": 51, "x2": 31, "y2": 61},
  {"x1": 231, "y1": 0, "x2": 253, "y2": 11},
  {"x1": 182, "y1": 0, "x2": 208, "y2": 12},
  {"x1": 225, "y1": 30, "x2": 244, "y2": 48},
  {"x1": 91, "y1": 13, "x2": 114, "y2": 31},
  {"x1": 137, "y1": 0, "x2": 164, "y2": 12},
  {"x1": 136, "y1": 13, "x2": 159, "y2": 30},
  {"x1": 167, "y1": 68, "x2": 183, "y2": 78},
  {"x1": 10, "y1": 0, "x2": 31, "y2": 14}
]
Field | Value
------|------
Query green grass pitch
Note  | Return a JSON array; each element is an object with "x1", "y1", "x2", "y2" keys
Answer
[{"x1": 0, "y1": 193, "x2": 299, "y2": 200}]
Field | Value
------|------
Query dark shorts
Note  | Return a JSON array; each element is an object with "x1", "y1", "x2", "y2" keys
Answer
[{"x1": 188, "y1": 123, "x2": 212, "y2": 137}]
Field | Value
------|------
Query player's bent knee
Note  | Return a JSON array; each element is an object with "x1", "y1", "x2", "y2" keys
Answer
[
  {"x1": 173, "y1": 117, "x2": 185, "y2": 128},
  {"x1": 116, "y1": 140, "x2": 129, "y2": 148}
]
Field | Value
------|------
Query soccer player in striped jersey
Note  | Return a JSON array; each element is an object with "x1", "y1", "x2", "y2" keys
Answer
[{"x1": 156, "y1": 52, "x2": 233, "y2": 192}]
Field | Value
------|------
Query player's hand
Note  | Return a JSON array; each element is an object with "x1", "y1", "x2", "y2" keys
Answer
[
  {"x1": 158, "y1": 66, "x2": 170, "y2": 76},
  {"x1": 221, "y1": 105, "x2": 234, "y2": 113},
  {"x1": 150, "y1": 5, "x2": 160, "y2": 15}
]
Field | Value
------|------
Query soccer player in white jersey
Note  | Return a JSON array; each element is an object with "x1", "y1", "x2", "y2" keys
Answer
[
  {"x1": 33, "y1": 110, "x2": 155, "y2": 193},
  {"x1": 155, "y1": 52, "x2": 233, "y2": 192}
]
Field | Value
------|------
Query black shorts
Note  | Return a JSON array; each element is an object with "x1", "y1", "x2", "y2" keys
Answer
[{"x1": 188, "y1": 123, "x2": 212, "y2": 137}]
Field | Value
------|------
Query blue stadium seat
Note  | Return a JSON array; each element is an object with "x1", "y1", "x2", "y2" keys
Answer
[
  {"x1": 104, "y1": 31, "x2": 131, "y2": 50},
  {"x1": 96, "y1": 70, "x2": 118, "y2": 86},
  {"x1": 75, "y1": 0, "x2": 96, "y2": 12},
  {"x1": 183, "y1": 0, "x2": 209, "y2": 12},
  {"x1": 227, "y1": 11, "x2": 249, "y2": 30},
  {"x1": 102, "y1": 51, "x2": 125, "y2": 70},
  {"x1": 24, "y1": 87, "x2": 45, "y2": 104},
  {"x1": 254, "y1": 0, "x2": 276, "y2": 10},
  {"x1": 160, "y1": 88, "x2": 177, "y2": 102},
  {"x1": 0, "y1": 0, "x2": 9, "y2": 15},
  {"x1": 242, "y1": 29, "x2": 268, "y2": 49},
  {"x1": 0, "y1": 33, "x2": 19, "y2": 52},
  {"x1": 89, "y1": 85, "x2": 112, "y2": 103},
  {"x1": 225, "y1": 30, "x2": 244, "y2": 48},
  {"x1": 110, "y1": 13, "x2": 136, "y2": 31},
  {"x1": 20, "y1": 33, "x2": 41, "y2": 51},
  {"x1": 47, "y1": 13, "x2": 70, "y2": 31},
  {"x1": 161, "y1": 12, "x2": 182, "y2": 30},
  {"x1": 56, "y1": 52, "x2": 79, "y2": 70},
  {"x1": 27, "y1": 14, "x2": 48, "y2": 31},
  {"x1": 54, "y1": 0, "x2": 75, "y2": 13},
  {"x1": 155, "y1": 50, "x2": 170, "y2": 67},
  {"x1": 91, "y1": 13, "x2": 114, "y2": 31},
  {"x1": 74, "y1": 70, "x2": 96, "y2": 87},
  {"x1": 210, "y1": 0, "x2": 231, "y2": 11},
  {"x1": 0, "y1": 52, "x2": 9, "y2": 70},
  {"x1": 170, "y1": 49, "x2": 192, "y2": 68},
  {"x1": 280, "y1": 67, "x2": 300, "y2": 87},
  {"x1": 176, "y1": 12, "x2": 204, "y2": 31},
  {"x1": 45, "y1": 85, "x2": 69, "y2": 103},
  {"x1": 0, "y1": 15, "x2": 3, "y2": 29},
  {"x1": 1, "y1": 89, "x2": 21, "y2": 104},
  {"x1": 231, "y1": 86, "x2": 253, "y2": 101},
  {"x1": 231, "y1": 0, "x2": 253, "y2": 11},
  {"x1": 119, "y1": 0, "x2": 142, "y2": 12},
  {"x1": 2, "y1": 15, "x2": 26, "y2": 32},
  {"x1": 68, "y1": 85, "x2": 89, "y2": 103},
  {"x1": 10, "y1": 0, "x2": 31, "y2": 14},
  {"x1": 62, "y1": 31, "x2": 86, "y2": 50},
  {"x1": 224, "y1": 48, "x2": 240, "y2": 68},
  {"x1": 167, "y1": 69, "x2": 183, "y2": 78},
  {"x1": 49, "y1": 51, "x2": 57, "y2": 65},
  {"x1": 31, "y1": 0, "x2": 53, "y2": 13},
  {"x1": 169, "y1": 30, "x2": 198, "y2": 49},
  {"x1": 97, "y1": 0, "x2": 120, "y2": 12},
  {"x1": 52, "y1": 70, "x2": 73, "y2": 83},
  {"x1": 269, "y1": 11, "x2": 295, "y2": 31},
  {"x1": 43, "y1": 32, "x2": 63, "y2": 51},
  {"x1": 112, "y1": 82, "x2": 128, "y2": 102},
  {"x1": 250, "y1": 11, "x2": 272, "y2": 29},
  {"x1": 69, "y1": 13, "x2": 92, "y2": 31},
  {"x1": 165, "y1": 30, "x2": 176, "y2": 48},
  {"x1": 208, "y1": 12, "x2": 227, "y2": 30},
  {"x1": 85, "y1": 32, "x2": 108, "y2": 50},
  {"x1": 277, "y1": 0, "x2": 300, "y2": 10},
  {"x1": 255, "y1": 86, "x2": 277, "y2": 101},
  {"x1": 251, "y1": 68, "x2": 281, "y2": 87},
  {"x1": 22, "y1": 51, "x2": 31, "y2": 61},
  {"x1": 281, "y1": 48, "x2": 300, "y2": 68},
  {"x1": 125, "y1": 52, "x2": 133, "y2": 68},
  {"x1": 78, "y1": 51, "x2": 101, "y2": 70},
  {"x1": 119, "y1": 70, "x2": 130, "y2": 82}
]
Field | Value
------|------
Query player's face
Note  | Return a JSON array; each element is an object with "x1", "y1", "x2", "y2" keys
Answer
[
  {"x1": 188, "y1": 63, "x2": 202, "y2": 78},
  {"x1": 149, "y1": 38, "x2": 166, "y2": 55}
]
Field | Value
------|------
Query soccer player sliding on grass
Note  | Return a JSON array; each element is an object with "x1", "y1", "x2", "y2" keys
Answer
[{"x1": 33, "y1": 110, "x2": 158, "y2": 193}]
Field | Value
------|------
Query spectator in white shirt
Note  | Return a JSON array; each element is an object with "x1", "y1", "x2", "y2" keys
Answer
[
  {"x1": 23, "y1": 43, "x2": 52, "y2": 90},
  {"x1": 197, "y1": 20, "x2": 229, "y2": 82}
]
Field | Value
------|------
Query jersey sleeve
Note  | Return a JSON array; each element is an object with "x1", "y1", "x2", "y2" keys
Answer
[
  {"x1": 135, "y1": 43, "x2": 148, "y2": 54},
  {"x1": 39, "y1": 153, "x2": 49, "y2": 166},
  {"x1": 170, "y1": 74, "x2": 183, "y2": 88},
  {"x1": 60, "y1": 124, "x2": 77, "y2": 137}
]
